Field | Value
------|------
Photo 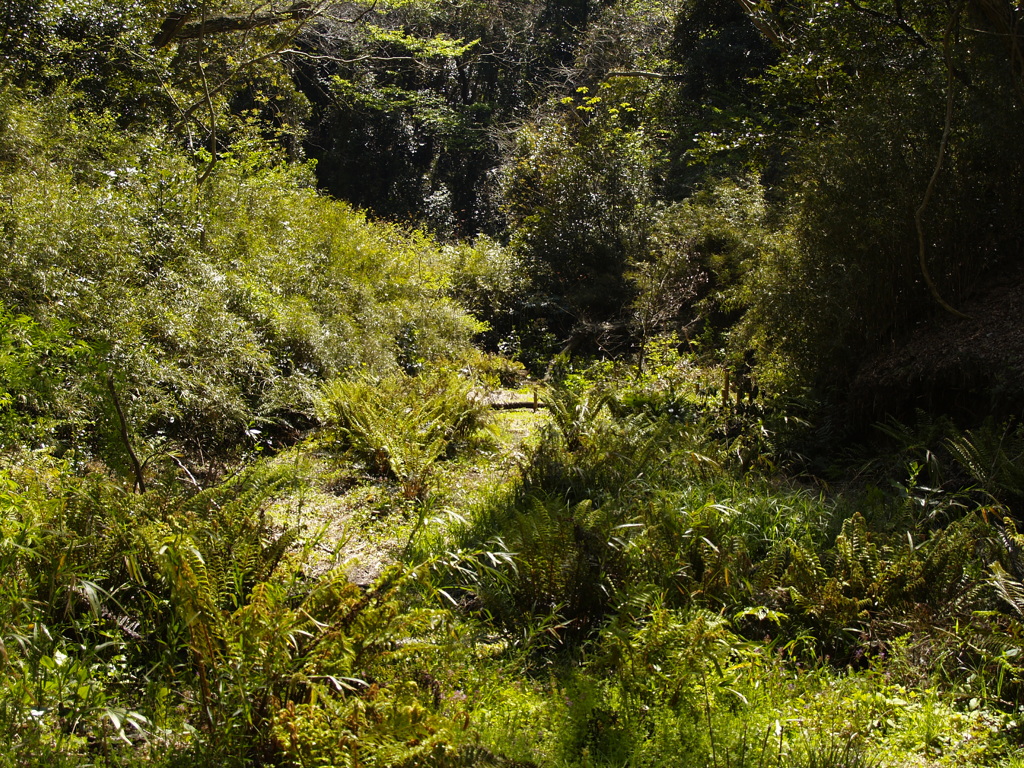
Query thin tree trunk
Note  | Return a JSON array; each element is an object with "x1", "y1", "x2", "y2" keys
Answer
[{"x1": 915, "y1": 3, "x2": 972, "y2": 321}]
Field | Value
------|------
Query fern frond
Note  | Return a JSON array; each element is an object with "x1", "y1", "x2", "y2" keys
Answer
[
  {"x1": 990, "y1": 561, "x2": 1024, "y2": 619},
  {"x1": 947, "y1": 420, "x2": 1024, "y2": 504}
]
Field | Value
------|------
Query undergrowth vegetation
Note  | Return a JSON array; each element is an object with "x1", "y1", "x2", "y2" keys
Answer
[
  {"x1": 426, "y1": 363, "x2": 1024, "y2": 768},
  {"x1": 0, "y1": 82, "x2": 485, "y2": 466},
  {"x1": 317, "y1": 370, "x2": 492, "y2": 499},
  {"x1": 3, "y1": 2, "x2": 1024, "y2": 766},
  {"x1": 6, "y1": 319, "x2": 1024, "y2": 765}
]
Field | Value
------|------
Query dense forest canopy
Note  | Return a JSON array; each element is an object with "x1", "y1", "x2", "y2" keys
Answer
[{"x1": 2, "y1": 1, "x2": 1024, "y2": 766}]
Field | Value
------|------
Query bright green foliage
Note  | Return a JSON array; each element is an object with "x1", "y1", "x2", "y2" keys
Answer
[
  {"x1": 0, "y1": 83, "x2": 483, "y2": 461},
  {"x1": 3, "y1": 1, "x2": 1024, "y2": 766},
  {"x1": 446, "y1": 375, "x2": 813, "y2": 644},
  {"x1": 0, "y1": 302, "x2": 89, "y2": 443},
  {"x1": 318, "y1": 369, "x2": 492, "y2": 499},
  {"x1": 448, "y1": 237, "x2": 531, "y2": 356},
  {"x1": 0, "y1": 455, "x2": 479, "y2": 766}
]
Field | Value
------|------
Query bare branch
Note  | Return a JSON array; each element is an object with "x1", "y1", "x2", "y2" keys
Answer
[
  {"x1": 172, "y1": 3, "x2": 327, "y2": 131},
  {"x1": 152, "y1": 2, "x2": 317, "y2": 47},
  {"x1": 106, "y1": 374, "x2": 147, "y2": 494},
  {"x1": 732, "y1": 0, "x2": 790, "y2": 48},
  {"x1": 607, "y1": 70, "x2": 685, "y2": 80},
  {"x1": 172, "y1": 46, "x2": 290, "y2": 130},
  {"x1": 844, "y1": 0, "x2": 931, "y2": 48},
  {"x1": 195, "y1": 1, "x2": 220, "y2": 185},
  {"x1": 196, "y1": 61, "x2": 219, "y2": 185},
  {"x1": 277, "y1": 48, "x2": 416, "y2": 64}
]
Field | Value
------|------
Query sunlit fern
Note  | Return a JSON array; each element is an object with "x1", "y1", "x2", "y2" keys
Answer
[
  {"x1": 317, "y1": 369, "x2": 491, "y2": 498},
  {"x1": 172, "y1": 462, "x2": 299, "y2": 609},
  {"x1": 139, "y1": 462, "x2": 301, "y2": 719},
  {"x1": 542, "y1": 381, "x2": 612, "y2": 452},
  {"x1": 946, "y1": 419, "x2": 1024, "y2": 507}
]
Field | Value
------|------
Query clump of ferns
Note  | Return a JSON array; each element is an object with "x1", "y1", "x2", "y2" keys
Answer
[
  {"x1": 131, "y1": 464, "x2": 302, "y2": 721},
  {"x1": 542, "y1": 382, "x2": 614, "y2": 453},
  {"x1": 263, "y1": 564, "x2": 463, "y2": 766},
  {"x1": 522, "y1": 399, "x2": 719, "y2": 519},
  {"x1": 868, "y1": 412, "x2": 956, "y2": 486},
  {"x1": 144, "y1": 518, "x2": 457, "y2": 760},
  {"x1": 444, "y1": 494, "x2": 618, "y2": 648},
  {"x1": 317, "y1": 370, "x2": 492, "y2": 500},
  {"x1": 964, "y1": 515, "x2": 1024, "y2": 704},
  {"x1": 869, "y1": 415, "x2": 1024, "y2": 518},
  {"x1": 737, "y1": 509, "x2": 1006, "y2": 666},
  {"x1": 946, "y1": 418, "x2": 1024, "y2": 513},
  {"x1": 150, "y1": 463, "x2": 300, "y2": 606}
]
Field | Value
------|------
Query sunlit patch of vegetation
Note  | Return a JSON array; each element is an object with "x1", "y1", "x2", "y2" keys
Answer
[{"x1": 3, "y1": 0, "x2": 1024, "y2": 765}]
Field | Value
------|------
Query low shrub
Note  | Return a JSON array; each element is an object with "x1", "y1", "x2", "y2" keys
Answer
[{"x1": 317, "y1": 369, "x2": 492, "y2": 499}]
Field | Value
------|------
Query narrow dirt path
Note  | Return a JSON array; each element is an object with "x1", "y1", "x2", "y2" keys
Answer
[{"x1": 274, "y1": 388, "x2": 549, "y2": 584}]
